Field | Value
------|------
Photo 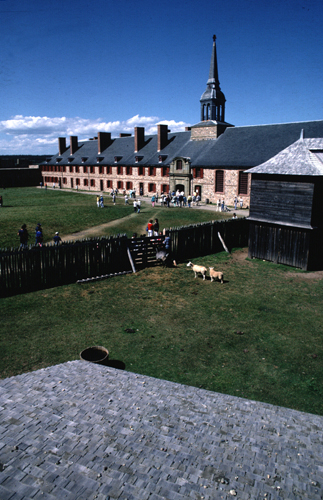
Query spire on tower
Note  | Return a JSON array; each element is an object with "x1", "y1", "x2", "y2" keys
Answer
[{"x1": 200, "y1": 35, "x2": 226, "y2": 122}]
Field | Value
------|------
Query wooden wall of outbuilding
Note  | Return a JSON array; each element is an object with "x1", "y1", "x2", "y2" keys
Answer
[{"x1": 248, "y1": 174, "x2": 323, "y2": 270}]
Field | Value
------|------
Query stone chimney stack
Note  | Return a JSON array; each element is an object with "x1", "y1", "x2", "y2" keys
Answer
[
  {"x1": 157, "y1": 124, "x2": 168, "y2": 152},
  {"x1": 70, "y1": 136, "x2": 78, "y2": 155},
  {"x1": 134, "y1": 127, "x2": 145, "y2": 153},
  {"x1": 58, "y1": 137, "x2": 67, "y2": 156},
  {"x1": 98, "y1": 132, "x2": 112, "y2": 154}
]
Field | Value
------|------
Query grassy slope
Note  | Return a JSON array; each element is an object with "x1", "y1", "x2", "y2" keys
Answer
[
  {"x1": 0, "y1": 187, "x2": 227, "y2": 247},
  {"x1": 1, "y1": 250, "x2": 322, "y2": 416}
]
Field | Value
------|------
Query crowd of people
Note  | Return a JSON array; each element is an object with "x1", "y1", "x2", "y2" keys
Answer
[
  {"x1": 156, "y1": 190, "x2": 201, "y2": 208},
  {"x1": 103, "y1": 188, "x2": 205, "y2": 209},
  {"x1": 99, "y1": 188, "x2": 246, "y2": 213}
]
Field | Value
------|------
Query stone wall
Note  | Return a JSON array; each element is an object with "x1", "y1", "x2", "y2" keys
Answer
[
  {"x1": 41, "y1": 164, "x2": 251, "y2": 207},
  {"x1": 42, "y1": 165, "x2": 170, "y2": 196}
]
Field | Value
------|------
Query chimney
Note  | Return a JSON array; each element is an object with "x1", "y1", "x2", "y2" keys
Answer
[
  {"x1": 70, "y1": 136, "x2": 78, "y2": 155},
  {"x1": 58, "y1": 137, "x2": 67, "y2": 156},
  {"x1": 157, "y1": 124, "x2": 168, "y2": 152},
  {"x1": 134, "y1": 127, "x2": 145, "y2": 153},
  {"x1": 98, "y1": 132, "x2": 112, "y2": 154}
]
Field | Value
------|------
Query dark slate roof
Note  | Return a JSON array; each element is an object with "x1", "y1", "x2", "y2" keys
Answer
[
  {"x1": 45, "y1": 132, "x2": 191, "y2": 167},
  {"x1": 43, "y1": 120, "x2": 323, "y2": 169},
  {"x1": 188, "y1": 120, "x2": 323, "y2": 168},
  {"x1": 247, "y1": 138, "x2": 323, "y2": 175}
]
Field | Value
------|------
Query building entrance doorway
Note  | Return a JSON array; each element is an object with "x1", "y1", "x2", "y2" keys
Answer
[
  {"x1": 194, "y1": 185, "x2": 202, "y2": 197},
  {"x1": 176, "y1": 183, "x2": 185, "y2": 193},
  {"x1": 100, "y1": 180, "x2": 103, "y2": 191},
  {"x1": 70, "y1": 178, "x2": 73, "y2": 189},
  {"x1": 139, "y1": 182, "x2": 144, "y2": 196}
]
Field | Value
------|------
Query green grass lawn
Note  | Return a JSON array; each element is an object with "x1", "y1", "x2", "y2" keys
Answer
[
  {"x1": 1, "y1": 248, "x2": 323, "y2": 416},
  {"x1": 0, "y1": 187, "x2": 229, "y2": 247},
  {"x1": 1, "y1": 187, "x2": 322, "y2": 416}
]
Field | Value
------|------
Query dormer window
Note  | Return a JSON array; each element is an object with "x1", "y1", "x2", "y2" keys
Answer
[
  {"x1": 68, "y1": 157, "x2": 74, "y2": 163},
  {"x1": 158, "y1": 155, "x2": 167, "y2": 163},
  {"x1": 56, "y1": 158, "x2": 62, "y2": 163},
  {"x1": 176, "y1": 159, "x2": 182, "y2": 170},
  {"x1": 96, "y1": 156, "x2": 104, "y2": 163},
  {"x1": 114, "y1": 156, "x2": 122, "y2": 163},
  {"x1": 81, "y1": 157, "x2": 88, "y2": 163},
  {"x1": 46, "y1": 158, "x2": 52, "y2": 163},
  {"x1": 135, "y1": 156, "x2": 143, "y2": 163}
]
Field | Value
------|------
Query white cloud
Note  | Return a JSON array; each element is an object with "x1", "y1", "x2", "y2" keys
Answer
[{"x1": 0, "y1": 115, "x2": 191, "y2": 154}]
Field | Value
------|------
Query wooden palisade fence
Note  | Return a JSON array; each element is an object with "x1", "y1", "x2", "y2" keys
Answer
[{"x1": 0, "y1": 218, "x2": 248, "y2": 297}]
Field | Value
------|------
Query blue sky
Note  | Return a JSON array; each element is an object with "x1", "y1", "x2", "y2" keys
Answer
[{"x1": 0, "y1": 0, "x2": 322, "y2": 154}]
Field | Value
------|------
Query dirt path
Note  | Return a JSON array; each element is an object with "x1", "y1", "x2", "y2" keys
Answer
[
  {"x1": 61, "y1": 205, "x2": 168, "y2": 242},
  {"x1": 61, "y1": 213, "x2": 138, "y2": 242},
  {"x1": 60, "y1": 199, "x2": 248, "y2": 243}
]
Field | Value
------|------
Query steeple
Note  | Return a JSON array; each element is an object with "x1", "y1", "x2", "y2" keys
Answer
[{"x1": 200, "y1": 35, "x2": 226, "y2": 122}]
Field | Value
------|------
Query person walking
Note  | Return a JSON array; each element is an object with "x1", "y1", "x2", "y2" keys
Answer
[
  {"x1": 35, "y1": 226, "x2": 43, "y2": 247},
  {"x1": 137, "y1": 199, "x2": 141, "y2": 213},
  {"x1": 96, "y1": 195, "x2": 100, "y2": 208},
  {"x1": 234, "y1": 196, "x2": 238, "y2": 210},
  {"x1": 147, "y1": 219, "x2": 154, "y2": 237},
  {"x1": 240, "y1": 196, "x2": 243, "y2": 209},
  {"x1": 53, "y1": 232, "x2": 62, "y2": 245},
  {"x1": 18, "y1": 224, "x2": 29, "y2": 249},
  {"x1": 151, "y1": 194, "x2": 156, "y2": 207},
  {"x1": 153, "y1": 218, "x2": 159, "y2": 236},
  {"x1": 133, "y1": 199, "x2": 137, "y2": 213}
]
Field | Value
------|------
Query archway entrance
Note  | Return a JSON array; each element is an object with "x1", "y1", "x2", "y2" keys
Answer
[{"x1": 176, "y1": 183, "x2": 185, "y2": 193}]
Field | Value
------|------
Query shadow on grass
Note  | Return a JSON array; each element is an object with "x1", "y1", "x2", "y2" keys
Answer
[{"x1": 105, "y1": 359, "x2": 126, "y2": 370}]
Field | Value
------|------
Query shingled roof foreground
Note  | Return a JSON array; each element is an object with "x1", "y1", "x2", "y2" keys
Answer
[
  {"x1": 247, "y1": 138, "x2": 323, "y2": 176},
  {"x1": 44, "y1": 120, "x2": 323, "y2": 170},
  {"x1": 0, "y1": 361, "x2": 322, "y2": 499}
]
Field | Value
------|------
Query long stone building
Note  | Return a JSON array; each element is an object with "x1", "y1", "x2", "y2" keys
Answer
[{"x1": 40, "y1": 36, "x2": 323, "y2": 206}]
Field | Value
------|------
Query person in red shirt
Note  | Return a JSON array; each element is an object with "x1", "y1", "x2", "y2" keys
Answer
[{"x1": 147, "y1": 219, "x2": 153, "y2": 237}]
